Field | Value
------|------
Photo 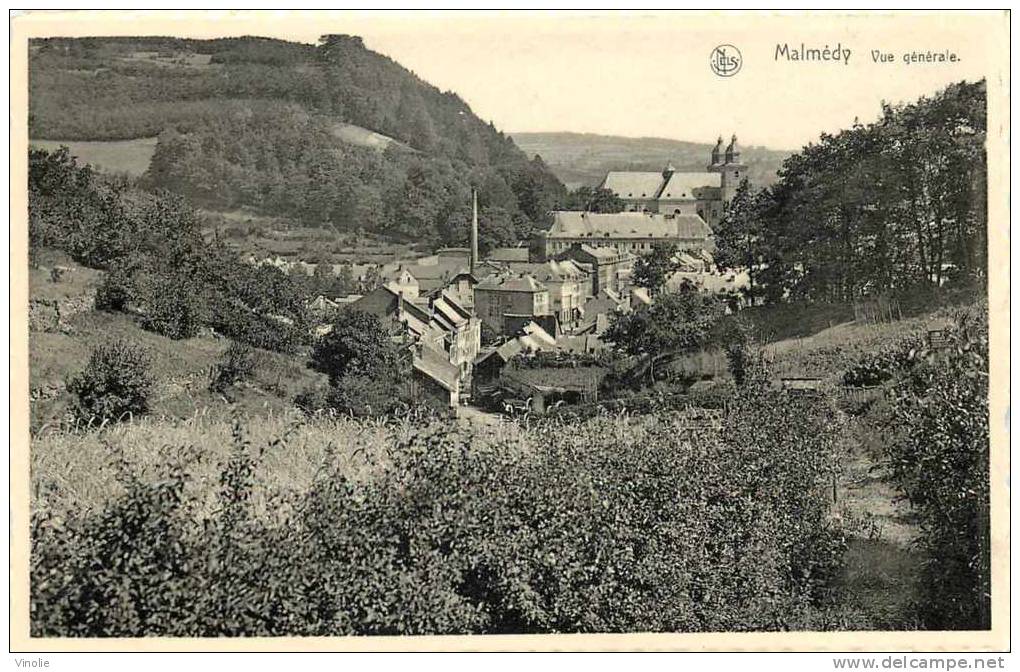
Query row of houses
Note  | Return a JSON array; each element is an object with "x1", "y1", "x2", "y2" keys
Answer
[
  {"x1": 298, "y1": 189, "x2": 744, "y2": 410},
  {"x1": 305, "y1": 241, "x2": 641, "y2": 410}
]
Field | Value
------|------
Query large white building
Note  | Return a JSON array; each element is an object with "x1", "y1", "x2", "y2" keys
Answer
[
  {"x1": 536, "y1": 210, "x2": 715, "y2": 259},
  {"x1": 599, "y1": 134, "x2": 748, "y2": 227}
]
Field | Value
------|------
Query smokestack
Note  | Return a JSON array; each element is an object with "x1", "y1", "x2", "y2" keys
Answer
[{"x1": 470, "y1": 188, "x2": 479, "y2": 275}]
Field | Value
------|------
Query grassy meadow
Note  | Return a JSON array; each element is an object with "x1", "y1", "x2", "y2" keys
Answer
[{"x1": 30, "y1": 137, "x2": 158, "y2": 177}]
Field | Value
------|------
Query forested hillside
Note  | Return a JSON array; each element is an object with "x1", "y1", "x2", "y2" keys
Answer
[
  {"x1": 29, "y1": 35, "x2": 566, "y2": 248},
  {"x1": 512, "y1": 132, "x2": 791, "y2": 189}
]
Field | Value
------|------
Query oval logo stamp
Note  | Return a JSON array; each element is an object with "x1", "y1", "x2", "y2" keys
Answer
[{"x1": 710, "y1": 44, "x2": 743, "y2": 77}]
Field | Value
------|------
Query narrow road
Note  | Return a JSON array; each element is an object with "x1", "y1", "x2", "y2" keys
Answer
[{"x1": 456, "y1": 404, "x2": 505, "y2": 429}]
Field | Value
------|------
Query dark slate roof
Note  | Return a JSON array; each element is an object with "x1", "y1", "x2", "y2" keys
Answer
[{"x1": 475, "y1": 273, "x2": 547, "y2": 293}]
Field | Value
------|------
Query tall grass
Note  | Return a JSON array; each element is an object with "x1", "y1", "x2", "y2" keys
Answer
[{"x1": 31, "y1": 390, "x2": 848, "y2": 636}]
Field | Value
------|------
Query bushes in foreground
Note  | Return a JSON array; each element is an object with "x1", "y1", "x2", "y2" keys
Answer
[
  {"x1": 31, "y1": 386, "x2": 846, "y2": 636},
  {"x1": 885, "y1": 305, "x2": 990, "y2": 629},
  {"x1": 66, "y1": 342, "x2": 153, "y2": 425}
]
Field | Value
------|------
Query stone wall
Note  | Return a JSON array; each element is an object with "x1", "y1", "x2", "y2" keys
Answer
[{"x1": 29, "y1": 288, "x2": 97, "y2": 333}]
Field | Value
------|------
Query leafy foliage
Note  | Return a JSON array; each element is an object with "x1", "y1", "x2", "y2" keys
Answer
[
  {"x1": 66, "y1": 342, "x2": 153, "y2": 424},
  {"x1": 883, "y1": 306, "x2": 990, "y2": 629},
  {"x1": 630, "y1": 242, "x2": 684, "y2": 293},
  {"x1": 604, "y1": 285, "x2": 725, "y2": 382},
  {"x1": 29, "y1": 147, "x2": 309, "y2": 352},
  {"x1": 717, "y1": 80, "x2": 987, "y2": 303},
  {"x1": 210, "y1": 341, "x2": 262, "y2": 394},
  {"x1": 308, "y1": 309, "x2": 412, "y2": 416},
  {"x1": 561, "y1": 185, "x2": 626, "y2": 213},
  {"x1": 713, "y1": 178, "x2": 762, "y2": 303},
  {"x1": 32, "y1": 385, "x2": 846, "y2": 636}
]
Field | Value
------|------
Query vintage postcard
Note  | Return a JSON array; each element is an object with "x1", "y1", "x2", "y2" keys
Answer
[{"x1": 8, "y1": 9, "x2": 1010, "y2": 653}]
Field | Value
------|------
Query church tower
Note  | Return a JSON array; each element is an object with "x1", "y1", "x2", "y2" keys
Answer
[
  {"x1": 718, "y1": 134, "x2": 747, "y2": 203},
  {"x1": 709, "y1": 136, "x2": 724, "y2": 168}
]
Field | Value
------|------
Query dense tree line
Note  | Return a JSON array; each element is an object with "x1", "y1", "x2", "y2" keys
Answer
[
  {"x1": 30, "y1": 147, "x2": 309, "y2": 351},
  {"x1": 714, "y1": 80, "x2": 987, "y2": 304},
  {"x1": 29, "y1": 35, "x2": 568, "y2": 250}
]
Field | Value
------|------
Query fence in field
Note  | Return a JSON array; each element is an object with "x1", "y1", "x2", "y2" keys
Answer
[{"x1": 838, "y1": 385, "x2": 885, "y2": 404}]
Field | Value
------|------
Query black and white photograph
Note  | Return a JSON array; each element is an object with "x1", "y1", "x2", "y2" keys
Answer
[{"x1": 10, "y1": 9, "x2": 1010, "y2": 655}]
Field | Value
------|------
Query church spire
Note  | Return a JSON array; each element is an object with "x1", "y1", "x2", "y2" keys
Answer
[
  {"x1": 725, "y1": 134, "x2": 741, "y2": 164},
  {"x1": 711, "y1": 135, "x2": 724, "y2": 166}
]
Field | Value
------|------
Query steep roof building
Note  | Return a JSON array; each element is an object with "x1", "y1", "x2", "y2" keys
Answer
[
  {"x1": 596, "y1": 133, "x2": 749, "y2": 227},
  {"x1": 537, "y1": 211, "x2": 714, "y2": 260}
]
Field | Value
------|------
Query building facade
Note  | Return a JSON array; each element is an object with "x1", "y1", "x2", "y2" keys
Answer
[
  {"x1": 552, "y1": 242, "x2": 633, "y2": 296},
  {"x1": 536, "y1": 211, "x2": 715, "y2": 260},
  {"x1": 484, "y1": 260, "x2": 587, "y2": 331},
  {"x1": 599, "y1": 134, "x2": 747, "y2": 227},
  {"x1": 473, "y1": 273, "x2": 552, "y2": 336}
]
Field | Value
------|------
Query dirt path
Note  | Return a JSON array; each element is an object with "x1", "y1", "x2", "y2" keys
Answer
[
  {"x1": 456, "y1": 404, "x2": 506, "y2": 430},
  {"x1": 832, "y1": 409, "x2": 923, "y2": 628}
]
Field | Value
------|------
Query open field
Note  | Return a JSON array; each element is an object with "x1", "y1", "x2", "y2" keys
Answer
[
  {"x1": 202, "y1": 209, "x2": 425, "y2": 265},
  {"x1": 331, "y1": 122, "x2": 414, "y2": 152},
  {"x1": 30, "y1": 137, "x2": 158, "y2": 177}
]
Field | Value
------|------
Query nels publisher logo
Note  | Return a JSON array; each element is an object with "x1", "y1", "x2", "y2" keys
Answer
[{"x1": 710, "y1": 44, "x2": 742, "y2": 77}]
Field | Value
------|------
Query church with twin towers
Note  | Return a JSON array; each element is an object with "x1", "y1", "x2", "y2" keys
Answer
[{"x1": 598, "y1": 134, "x2": 747, "y2": 228}]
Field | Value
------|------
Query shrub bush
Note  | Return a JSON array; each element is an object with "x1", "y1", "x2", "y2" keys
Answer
[
  {"x1": 210, "y1": 341, "x2": 262, "y2": 394},
  {"x1": 95, "y1": 266, "x2": 136, "y2": 312},
  {"x1": 137, "y1": 274, "x2": 203, "y2": 340},
  {"x1": 325, "y1": 374, "x2": 409, "y2": 418},
  {"x1": 32, "y1": 387, "x2": 847, "y2": 636},
  {"x1": 293, "y1": 385, "x2": 331, "y2": 416},
  {"x1": 66, "y1": 341, "x2": 153, "y2": 424},
  {"x1": 884, "y1": 305, "x2": 990, "y2": 629}
]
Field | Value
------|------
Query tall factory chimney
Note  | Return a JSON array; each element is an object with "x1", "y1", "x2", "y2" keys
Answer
[{"x1": 470, "y1": 188, "x2": 479, "y2": 275}]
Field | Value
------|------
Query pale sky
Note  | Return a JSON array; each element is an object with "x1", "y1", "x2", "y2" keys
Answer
[{"x1": 19, "y1": 10, "x2": 1007, "y2": 151}]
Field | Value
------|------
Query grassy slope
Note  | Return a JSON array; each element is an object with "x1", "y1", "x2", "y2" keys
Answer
[
  {"x1": 31, "y1": 282, "x2": 961, "y2": 628},
  {"x1": 29, "y1": 138, "x2": 158, "y2": 178},
  {"x1": 29, "y1": 253, "x2": 326, "y2": 432},
  {"x1": 753, "y1": 305, "x2": 979, "y2": 629}
]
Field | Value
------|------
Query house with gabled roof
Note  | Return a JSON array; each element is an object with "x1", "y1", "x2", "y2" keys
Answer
[
  {"x1": 551, "y1": 242, "x2": 633, "y2": 295},
  {"x1": 411, "y1": 343, "x2": 462, "y2": 409},
  {"x1": 486, "y1": 259, "x2": 588, "y2": 330},
  {"x1": 473, "y1": 272, "x2": 552, "y2": 336},
  {"x1": 348, "y1": 285, "x2": 480, "y2": 395}
]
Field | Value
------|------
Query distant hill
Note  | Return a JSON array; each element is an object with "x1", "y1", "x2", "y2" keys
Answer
[
  {"x1": 512, "y1": 132, "x2": 792, "y2": 190},
  {"x1": 28, "y1": 35, "x2": 566, "y2": 249}
]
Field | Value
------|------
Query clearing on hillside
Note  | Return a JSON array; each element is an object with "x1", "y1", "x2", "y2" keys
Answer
[{"x1": 30, "y1": 137, "x2": 158, "y2": 177}]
